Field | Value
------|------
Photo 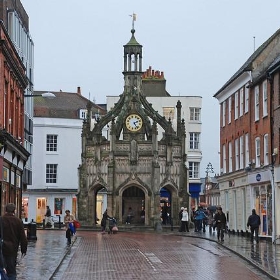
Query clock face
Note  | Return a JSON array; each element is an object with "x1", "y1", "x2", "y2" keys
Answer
[{"x1": 125, "y1": 114, "x2": 143, "y2": 131}]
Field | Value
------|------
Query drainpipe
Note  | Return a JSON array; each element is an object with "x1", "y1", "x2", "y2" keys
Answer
[{"x1": 268, "y1": 71, "x2": 276, "y2": 244}]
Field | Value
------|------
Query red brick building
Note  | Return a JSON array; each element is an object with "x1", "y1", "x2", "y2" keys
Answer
[
  {"x1": 214, "y1": 28, "x2": 280, "y2": 242},
  {"x1": 0, "y1": 0, "x2": 31, "y2": 216}
]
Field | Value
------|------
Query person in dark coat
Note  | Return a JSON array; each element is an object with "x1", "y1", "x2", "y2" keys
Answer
[
  {"x1": 161, "y1": 202, "x2": 168, "y2": 225},
  {"x1": 1, "y1": 203, "x2": 28, "y2": 279},
  {"x1": 101, "y1": 209, "x2": 110, "y2": 233},
  {"x1": 247, "y1": 209, "x2": 261, "y2": 243},
  {"x1": 214, "y1": 206, "x2": 227, "y2": 242}
]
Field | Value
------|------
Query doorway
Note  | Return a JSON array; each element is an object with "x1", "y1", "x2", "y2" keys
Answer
[{"x1": 122, "y1": 186, "x2": 145, "y2": 224}]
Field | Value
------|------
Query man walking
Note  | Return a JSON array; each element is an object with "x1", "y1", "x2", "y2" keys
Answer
[
  {"x1": 214, "y1": 206, "x2": 227, "y2": 242},
  {"x1": 247, "y1": 209, "x2": 261, "y2": 243},
  {"x1": 1, "y1": 203, "x2": 28, "y2": 279}
]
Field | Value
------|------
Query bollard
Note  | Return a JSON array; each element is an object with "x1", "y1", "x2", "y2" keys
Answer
[
  {"x1": 43, "y1": 219, "x2": 45, "y2": 229},
  {"x1": 170, "y1": 217, "x2": 173, "y2": 231},
  {"x1": 27, "y1": 219, "x2": 37, "y2": 241}
]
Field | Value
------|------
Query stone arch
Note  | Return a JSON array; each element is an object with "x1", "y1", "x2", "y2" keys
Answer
[
  {"x1": 159, "y1": 183, "x2": 180, "y2": 225},
  {"x1": 88, "y1": 183, "x2": 107, "y2": 227},
  {"x1": 116, "y1": 182, "x2": 149, "y2": 225}
]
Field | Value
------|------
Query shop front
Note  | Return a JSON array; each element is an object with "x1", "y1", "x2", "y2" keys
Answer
[
  {"x1": 22, "y1": 192, "x2": 77, "y2": 224},
  {"x1": 248, "y1": 170, "x2": 272, "y2": 237}
]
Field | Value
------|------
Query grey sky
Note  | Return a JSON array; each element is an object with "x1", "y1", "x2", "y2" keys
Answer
[{"x1": 21, "y1": 0, "x2": 280, "y2": 176}]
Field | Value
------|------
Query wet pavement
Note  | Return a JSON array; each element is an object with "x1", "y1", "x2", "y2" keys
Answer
[{"x1": 16, "y1": 227, "x2": 280, "y2": 279}]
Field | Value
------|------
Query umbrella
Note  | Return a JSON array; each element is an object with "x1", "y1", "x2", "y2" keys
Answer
[{"x1": 207, "y1": 206, "x2": 217, "y2": 212}]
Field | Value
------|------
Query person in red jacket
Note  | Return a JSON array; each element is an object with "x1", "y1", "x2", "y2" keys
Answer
[{"x1": 1, "y1": 203, "x2": 27, "y2": 279}]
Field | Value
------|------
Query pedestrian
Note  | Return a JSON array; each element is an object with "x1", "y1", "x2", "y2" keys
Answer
[
  {"x1": 247, "y1": 209, "x2": 261, "y2": 243},
  {"x1": 179, "y1": 208, "x2": 189, "y2": 232},
  {"x1": 1, "y1": 203, "x2": 27, "y2": 279},
  {"x1": 161, "y1": 202, "x2": 168, "y2": 225},
  {"x1": 64, "y1": 210, "x2": 75, "y2": 245},
  {"x1": 101, "y1": 209, "x2": 109, "y2": 233},
  {"x1": 214, "y1": 206, "x2": 227, "y2": 242},
  {"x1": 194, "y1": 206, "x2": 207, "y2": 232},
  {"x1": 125, "y1": 207, "x2": 134, "y2": 224},
  {"x1": 178, "y1": 207, "x2": 184, "y2": 232},
  {"x1": 45, "y1": 206, "x2": 52, "y2": 227},
  {"x1": 140, "y1": 207, "x2": 145, "y2": 224}
]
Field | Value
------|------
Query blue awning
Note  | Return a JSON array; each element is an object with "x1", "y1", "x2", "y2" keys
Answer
[{"x1": 189, "y1": 183, "x2": 202, "y2": 198}]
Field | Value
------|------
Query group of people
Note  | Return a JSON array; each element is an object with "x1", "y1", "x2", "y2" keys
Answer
[{"x1": 178, "y1": 205, "x2": 261, "y2": 244}]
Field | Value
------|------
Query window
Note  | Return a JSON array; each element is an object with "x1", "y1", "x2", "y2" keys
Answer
[
  {"x1": 264, "y1": 134, "x2": 269, "y2": 165},
  {"x1": 222, "y1": 144, "x2": 226, "y2": 173},
  {"x1": 244, "y1": 85, "x2": 249, "y2": 113},
  {"x1": 163, "y1": 107, "x2": 175, "y2": 121},
  {"x1": 190, "y1": 107, "x2": 201, "y2": 121},
  {"x1": 234, "y1": 92, "x2": 239, "y2": 119},
  {"x1": 240, "y1": 88, "x2": 244, "y2": 116},
  {"x1": 228, "y1": 142, "x2": 232, "y2": 172},
  {"x1": 46, "y1": 135, "x2": 58, "y2": 152},
  {"x1": 240, "y1": 135, "x2": 244, "y2": 169},
  {"x1": 228, "y1": 97, "x2": 231, "y2": 124},
  {"x1": 222, "y1": 102, "x2": 226, "y2": 127},
  {"x1": 255, "y1": 137, "x2": 261, "y2": 167},
  {"x1": 263, "y1": 80, "x2": 268, "y2": 117},
  {"x1": 235, "y1": 139, "x2": 239, "y2": 170},
  {"x1": 46, "y1": 164, "x2": 57, "y2": 183},
  {"x1": 245, "y1": 133, "x2": 249, "y2": 167},
  {"x1": 189, "y1": 162, "x2": 199, "y2": 179},
  {"x1": 79, "y1": 109, "x2": 87, "y2": 119},
  {"x1": 189, "y1": 132, "x2": 200, "y2": 149},
  {"x1": 255, "y1": 86, "x2": 260, "y2": 121}
]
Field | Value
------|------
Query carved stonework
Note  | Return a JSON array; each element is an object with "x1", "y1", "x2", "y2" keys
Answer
[{"x1": 77, "y1": 27, "x2": 189, "y2": 227}]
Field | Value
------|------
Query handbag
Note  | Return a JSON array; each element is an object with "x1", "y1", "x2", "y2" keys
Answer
[
  {"x1": 73, "y1": 220, "x2": 81, "y2": 228},
  {"x1": 0, "y1": 217, "x2": 9, "y2": 280},
  {"x1": 112, "y1": 226, "x2": 118, "y2": 231}
]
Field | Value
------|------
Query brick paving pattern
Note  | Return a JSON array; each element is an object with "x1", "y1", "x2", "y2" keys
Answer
[
  {"x1": 53, "y1": 232, "x2": 271, "y2": 280},
  {"x1": 16, "y1": 229, "x2": 280, "y2": 280}
]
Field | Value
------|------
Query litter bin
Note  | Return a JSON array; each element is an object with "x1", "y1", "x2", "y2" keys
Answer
[{"x1": 27, "y1": 219, "x2": 37, "y2": 241}]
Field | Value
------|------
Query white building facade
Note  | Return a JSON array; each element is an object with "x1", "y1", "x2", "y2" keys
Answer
[{"x1": 23, "y1": 90, "x2": 105, "y2": 224}]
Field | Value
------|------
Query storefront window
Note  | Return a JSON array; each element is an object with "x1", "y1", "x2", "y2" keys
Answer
[
  {"x1": 36, "y1": 198, "x2": 46, "y2": 223},
  {"x1": 22, "y1": 197, "x2": 28, "y2": 221},
  {"x1": 54, "y1": 198, "x2": 63, "y2": 215},
  {"x1": 254, "y1": 185, "x2": 272, "y2": 236}
]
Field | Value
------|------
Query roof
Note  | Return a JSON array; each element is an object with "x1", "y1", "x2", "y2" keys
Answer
[
  {"x1": 34, "y1": 90, "x2": 106, "y2": 119},
  {"x1": 124, "y1": 29, "x2": 141, "y2": 46},
  {"x1": 214, "y1": 27, "x2": 280, "y2": 97}
]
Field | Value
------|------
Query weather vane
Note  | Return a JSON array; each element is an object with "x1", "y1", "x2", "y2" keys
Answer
[{"x1": 129, "y1": 13, "x2": 136, "y2": 29}]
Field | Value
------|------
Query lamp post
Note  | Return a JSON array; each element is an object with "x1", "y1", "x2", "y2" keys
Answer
[
  {"x1": 24, "y1": 92, "x2": 56, "y2": 99},
  {"x1": 205, "y1": 162, "x2": 214, "y2": 206}
]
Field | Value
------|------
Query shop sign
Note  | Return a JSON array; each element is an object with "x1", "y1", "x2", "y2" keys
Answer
[
  {"x1": 256, "y1": 173, "x2": 261, "y2": 181},
  {"x1": 248, "y1": 170, "x2": 270, "y2": 184}
]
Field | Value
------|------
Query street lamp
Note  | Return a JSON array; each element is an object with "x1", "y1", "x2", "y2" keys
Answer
[
  {"x1": 24, "y1": 92, "x2": 56, "y2": 99},
  {"x1": 205, "y1": 162, "x2": 214, "y2": 206}
]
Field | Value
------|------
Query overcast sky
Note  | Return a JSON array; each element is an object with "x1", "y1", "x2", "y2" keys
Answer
[{"x1": 21, "y1": 0, "x2": 280, "y2": 176}]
